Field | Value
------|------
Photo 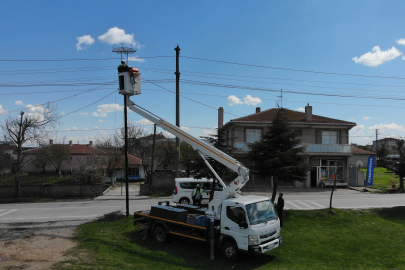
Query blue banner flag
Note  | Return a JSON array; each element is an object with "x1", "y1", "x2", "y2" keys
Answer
[{"x1": 366, "y1": 155, "x2": 375, "y2": 186}]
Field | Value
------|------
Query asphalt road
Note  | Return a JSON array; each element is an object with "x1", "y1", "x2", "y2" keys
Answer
[{"x1": 0, "y1": 191, "x2": 404, "y2": 226}]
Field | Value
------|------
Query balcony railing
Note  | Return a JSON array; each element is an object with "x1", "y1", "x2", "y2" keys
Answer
[{"x1": 234, "y1": 142, "x2": 352, "y2": 154}]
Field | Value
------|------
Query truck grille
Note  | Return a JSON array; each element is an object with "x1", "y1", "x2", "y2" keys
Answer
[{"x1": 260, "y1": 230, "x2": 277, "y2": 239}]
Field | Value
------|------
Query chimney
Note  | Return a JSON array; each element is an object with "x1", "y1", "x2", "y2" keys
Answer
[
  {"x1": 49, "y1": 139, "x2": 53, "y2": 145},
  {"x1": 256, "y1": 107, "x2": 261, "y2": 113},
  {"x1": 89, "y1": 141, "x2": 93, "y2": 146},
  {"x1": 218, "y1": 107, "x2": 224, "y2": 129},
  {"x1": 305, "y1": 103, "x2": 312, "y2": 121},
  {"x1": 69, "y1": 140, "x2": 72, "y2": 146}
]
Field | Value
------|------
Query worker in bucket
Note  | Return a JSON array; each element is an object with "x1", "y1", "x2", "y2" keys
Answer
[
  {"x1": 118, "y1": 60, "x2": 131, "y2": 72},
  {"x1": 192, "y1": 184, "x2": 203, "y2": 206}
]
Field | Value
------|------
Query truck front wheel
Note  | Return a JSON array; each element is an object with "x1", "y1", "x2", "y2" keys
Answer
[
  {"x1": 222, "y1": 241, "x2": 239, "y2": 262},
  {"x1": 154, "y1": 226, "x2": 168, "y2": 244}
]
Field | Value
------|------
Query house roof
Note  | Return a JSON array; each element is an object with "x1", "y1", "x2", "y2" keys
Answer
[
  {"x1": 351, "y1": 146, "x2": 376, "y2": 155},
  {"x1": 115, "y1": 154, "x2": 142, "y2": 168},
  {"x1": 25, "y1": 144, "x2": 102, "y2": 155},
  {"x1": 0, "y1": 144, "x2": 13, "y2": 151},
  {"x1": 373, "y1": 137, "x2": 399, "y2": 142},
  {"x1": 226, "y1": 108, "x2": 356, "y2": 126}
]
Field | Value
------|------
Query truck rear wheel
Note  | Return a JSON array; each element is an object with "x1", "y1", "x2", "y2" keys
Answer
[
  {"x1": 222, "y1": 241, "x2": 239, "y2": 262},
  {"x1": 154, "y1": 226, "x2": 168, "y2": 244}
]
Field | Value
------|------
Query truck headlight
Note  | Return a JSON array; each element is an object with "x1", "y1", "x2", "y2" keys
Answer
[{"x1": 248, "y1": 235, "x2": 259, "y2": 245}]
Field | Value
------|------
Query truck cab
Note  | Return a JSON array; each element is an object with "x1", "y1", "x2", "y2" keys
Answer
[{"x1": 220, "y1": 196, "x2": 282, "y2": 261}]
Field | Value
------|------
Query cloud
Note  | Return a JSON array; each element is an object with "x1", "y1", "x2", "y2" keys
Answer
[
  {"x1": 296, "y1": 107, "x2": 305, "y2": 112},
  {"x1": 368, "y1": 123, "x2": 405, "y2": 133},
  {"x1": 98, "y1": 119, "x2": 105, "y2": 123},
  {"x1": 135, "y1": 118, "x2": 153, "y2": 126},
  {"x1": 92, "y1": 112, "x2": 107, "y2": 117},
  {"x1": 76, "y1": 35, "x2": 95, "y2": 50},
  {"x1": 396, "y1": 38, "x2": 405, "y2": 45},
  {"x1": 351, "y1": 125, "x2": 365, "y2": 133},
  {"x1": 15, "y1": 100, "x2": 23, "y2": 105},
  {"x1": 83, "y1": 128, "x2": 89, "y2": 131},
  {"x1": 363, "y1": 116, "x2": 371, "y2": 120},
  {"x1": 79, "y1": 112, "x2": 89, "y2": 116},
  {"x1": 92, "y1": 103, "x2": 123, "y2": 117},
  {"x1": 180, "y1": 126, "x2": 190, "y2": 131},
  {"x1": 98, "y1": 27, "x2": 140, "y2": 47},
  {"x1": 244, "y1": 95, "x2": 262, "y2": 106},
  {"x1": 26, "y1": 104, "x2": 45, "y2": 113},
  {"x1": 65, "y1": 126, "x2": 78, "y2": 131},
  {"x1": 162, "y1": 131, "x2": 174, "y2": 138},
  {"x1": 128, "y1": 56, "x2": 145, "y2": 63},
  {"x1": 0, "y1": 105, "x2": 7, "y2": 114},
  {"x1": 67, "y1": 136, "x2": 94, "y2": 144},
  {"x1": 228, "y1": 95, "x2": 244, "y2": 106},
  {"x1": 228, "y1": 95, "x2": 262, "y2": 106},
  {"x1": 352, "y1": 46, "x2": 402, "y2": 67}
]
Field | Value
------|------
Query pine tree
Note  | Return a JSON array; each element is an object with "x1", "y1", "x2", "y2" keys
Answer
[
  {"x1": 248, "y1": 108, "x2": 310, "y2": 202},
  {"x1": 393, "y1": 139, "x2": 405, "y2": 190}
]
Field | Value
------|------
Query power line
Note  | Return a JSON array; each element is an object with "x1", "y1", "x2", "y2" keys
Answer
[
  {"x1": 0, "y1": 81, "x2": 115, "y2": 115},
  {"x1": 0, "y1": 56, "x2": 173, "y2": 62},
  {"x1": 182, "y1": 56, "x2": 405, "y2": 80},
  {"x1": 143, "y1": 79, "x2": 242, "y2": 118}
]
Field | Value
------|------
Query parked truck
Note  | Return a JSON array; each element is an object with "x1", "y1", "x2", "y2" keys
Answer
[{"x1": 119, "y1": 66, "x2": 282, "y2": 261}]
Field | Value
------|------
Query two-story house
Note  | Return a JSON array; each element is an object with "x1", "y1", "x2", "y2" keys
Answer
[
  {"x1": 218, "y1": 104, "x2": 356, "y2": 188},
  {"x1": 372, "y1": 137, "x2": 399, "y2": 154}
]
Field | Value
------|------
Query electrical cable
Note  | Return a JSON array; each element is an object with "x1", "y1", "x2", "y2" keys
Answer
[{"x1": 182, "y1": 55, "x2": 405, "y2": 80}]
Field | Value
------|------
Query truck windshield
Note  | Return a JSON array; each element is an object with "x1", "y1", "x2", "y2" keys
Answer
[{"x1": 246, "y1": 200, "x2": 278, "y2": 225}]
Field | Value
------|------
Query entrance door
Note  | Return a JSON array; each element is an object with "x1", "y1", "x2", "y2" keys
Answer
[{"x1": 311, "y1": 167, "x2": 317, "y2": 187}]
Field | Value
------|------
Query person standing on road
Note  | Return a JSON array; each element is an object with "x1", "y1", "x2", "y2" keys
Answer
[
  {"x1": 277, "y1": 192, "x2": 284, "y2": 227},
  {"x1": 192, "y1": 184, "x2": 203, "y2": 206}
]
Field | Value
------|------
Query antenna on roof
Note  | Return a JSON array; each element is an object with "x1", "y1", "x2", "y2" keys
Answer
[{"x1": 277, "y1": 89, "x2": 283, "y2": 108}]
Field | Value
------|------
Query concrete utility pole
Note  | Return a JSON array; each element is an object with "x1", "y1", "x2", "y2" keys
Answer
[{"x1": 175, "y1": 45, "x2": 181, "y2": 178}]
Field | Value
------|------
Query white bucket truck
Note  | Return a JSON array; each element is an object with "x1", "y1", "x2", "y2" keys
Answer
[{"x1": 119, "y1": 66, "x2": 282, "y2": 261}]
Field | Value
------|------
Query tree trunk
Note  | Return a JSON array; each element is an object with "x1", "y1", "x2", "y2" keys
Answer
[
  {"x1": 14, "y1": 170, "x2": 21, "y2": 198},
  {"x1": 271, "y1": 176, "x2": 278, "y2": 203},
  {"x1": 329, "y1": 177, "x2": 337, "y2": 214}
]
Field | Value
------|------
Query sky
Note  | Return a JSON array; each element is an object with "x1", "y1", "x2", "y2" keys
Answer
[{"x1": 1, "y1": 1, "x2": 405, "y2": 147}]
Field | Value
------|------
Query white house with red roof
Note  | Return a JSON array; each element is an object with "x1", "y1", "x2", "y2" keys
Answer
[
  {"x1": 218, "y1": 104, "x2": 357, "y2": 188},
  {"x1": 22, "y1": 140, "x2": 144, "y2": 179}
]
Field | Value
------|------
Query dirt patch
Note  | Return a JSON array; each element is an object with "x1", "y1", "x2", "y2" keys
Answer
[{"x1": 0, "y1": 226, "x2": 77, "y2": 270}]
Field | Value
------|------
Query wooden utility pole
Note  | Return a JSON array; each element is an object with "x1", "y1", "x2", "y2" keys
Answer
[
  {"x1": 150, "y1": 124, "x2": 157, "y2": 191},
  {"x1": 175, "y1": 45, "x2": 181, "y2": 178}
]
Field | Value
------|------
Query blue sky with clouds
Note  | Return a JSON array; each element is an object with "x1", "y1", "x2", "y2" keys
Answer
[{"x1": 1, "y1": 1, "x2": 405, "y2": 146}]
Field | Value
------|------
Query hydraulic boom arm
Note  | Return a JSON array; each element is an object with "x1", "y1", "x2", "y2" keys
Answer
[{"x1": 126, "y1": 96, "x2": 249, "y2": 218}]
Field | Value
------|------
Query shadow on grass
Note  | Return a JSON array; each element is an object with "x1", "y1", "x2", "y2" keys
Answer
[
  {"x1": 374, "y1": 206, "x2": 405, "y2": 225},
  {"x1": 120, "y1": 229, "x2": 276, "y2": 269}
]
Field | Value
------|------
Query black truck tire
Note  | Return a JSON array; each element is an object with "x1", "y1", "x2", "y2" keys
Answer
[
  {"x1": 179, "y1": 197, "x2": 190, "y2": 205},
  {"x1": 222, "y1": 241, "x2": 239, "y2": 262},
  {"x1": 154, "y1": 226, "x2": 168, "y2": 244}
]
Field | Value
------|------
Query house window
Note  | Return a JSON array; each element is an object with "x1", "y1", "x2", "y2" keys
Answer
[
  {"x1": 316, "y1": 131, "x2": 339, "y2": 144},
  {"x1": 129, "y1": 167, "x2": 139, "y2": 176},
  {"x1": 246, "y1": 129, "x2": 262, "y2": 143}
]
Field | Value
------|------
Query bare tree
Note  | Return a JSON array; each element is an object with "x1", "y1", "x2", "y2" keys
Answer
[
  {"x1": 31, "y1": 147, "x2": 51, "y2": 181},
  {"x1": 1, "y1": 103, "x2": 58, "y2": 197},
  {"x1": 74, "y1": 154, "x2": 105, "y2": 184},
  {"x1": 95, "y1": 136, "x2": 123, "y2": 186},
  {"x1": 0, "y1": 147, "x2": 12, "y2": 177},
  {"x1": 48, "y1": 144, "x2": 71, "y2": 177}
]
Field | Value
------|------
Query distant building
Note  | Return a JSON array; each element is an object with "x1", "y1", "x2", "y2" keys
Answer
[{"x1": 372, "y1": 138, "x2": 400, "y2": 153}]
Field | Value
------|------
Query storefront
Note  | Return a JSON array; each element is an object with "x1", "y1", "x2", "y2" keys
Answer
[{"x1": 310, "y1": 158, "x2": 346, "y2": 187}]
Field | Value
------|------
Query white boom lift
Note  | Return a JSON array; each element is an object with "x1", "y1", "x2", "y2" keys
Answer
[{"x1": 119, "y1": 66, "x2": 282, "y2": 261}]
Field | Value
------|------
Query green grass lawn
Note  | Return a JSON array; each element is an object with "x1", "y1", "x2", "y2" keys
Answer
[
  {"x1": 360, "y1": 167, "x2": 401, "y2": 190},
  {"x1": 54, "y1": 207, "x2": 405, "y2": 270}
]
